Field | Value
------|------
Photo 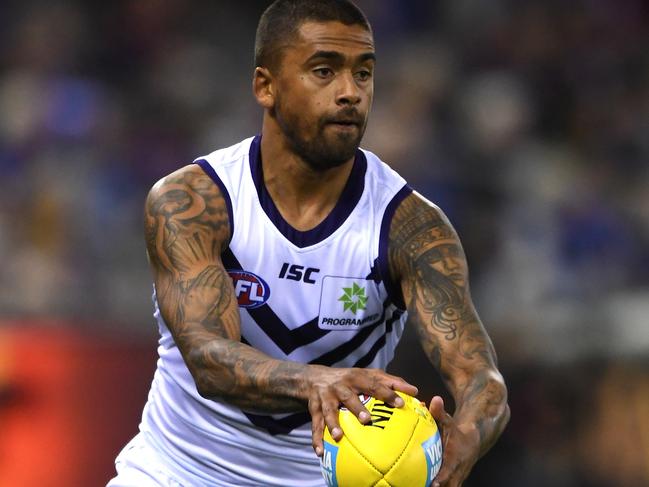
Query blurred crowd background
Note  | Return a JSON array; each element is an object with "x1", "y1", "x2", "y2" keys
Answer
[{"x1": 0, "y1": 0, "x2": 647, "y2": 485}]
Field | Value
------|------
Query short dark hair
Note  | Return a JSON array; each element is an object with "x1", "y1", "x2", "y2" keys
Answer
[{"x1": 255, "y1": 0, "x2": 371, "y2": 70}]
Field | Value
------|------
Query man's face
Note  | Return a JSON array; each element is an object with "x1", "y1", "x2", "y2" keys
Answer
[{"x1": 270, "y1": 21, "x2": 375, "y2": 171}]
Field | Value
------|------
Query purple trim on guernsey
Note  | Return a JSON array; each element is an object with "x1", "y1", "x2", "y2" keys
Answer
[
  {"x1": 378, "y1": 184, "x2": 413, "y2": 311},
  {"x1": 248, "y1": 135, "x2": 367, "y2": 248},
  {"x1": 195, "y1": 159, "x2": 234, "y2": 244}
]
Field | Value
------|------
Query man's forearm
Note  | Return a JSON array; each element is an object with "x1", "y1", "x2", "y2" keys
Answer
[
  {"x1": 452, "y1": 369, "x2": 509, "y2": 457},
  {"x1": 185, "y1": 334, "x2": 312, "y2": 413}
]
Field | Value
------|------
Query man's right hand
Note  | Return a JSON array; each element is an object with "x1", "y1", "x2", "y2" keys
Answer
[{"x1": 305, "y1": 365, "x2": 418, "y2": 456}]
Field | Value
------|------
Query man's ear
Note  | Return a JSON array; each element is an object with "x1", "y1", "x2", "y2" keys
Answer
[{"x1": 253, "y1": 67, "x2": 275, "y2": 109}]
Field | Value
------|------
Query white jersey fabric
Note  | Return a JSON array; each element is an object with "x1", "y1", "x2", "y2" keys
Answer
[{"x1": 135, "y1": 136, "x2": 413, "y2": 486}]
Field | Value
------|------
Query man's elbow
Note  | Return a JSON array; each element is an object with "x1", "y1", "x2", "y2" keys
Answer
[
  {"x1": 478, "y1": 369, "x2": 509, "y2": 424},
  {"x1": 184, "y1": 346, "x2": 236, "y2": 401},
  {"x1": 502, "y1": 402, "x2": 511, "y2": 429},
  {"x1": 194, "y1": 373, "x2": 218, "y2": 400},
  {"x1": 490, "y1": 372, "x2": 510, "y2": 432},
  {"x1": 479, "y1": 372, "x2": 510, "y2": 457}
]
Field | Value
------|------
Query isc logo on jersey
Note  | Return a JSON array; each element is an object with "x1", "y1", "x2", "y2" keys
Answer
[{"x1": 228, "y1": 270, "x2": 270, "y2": 308}]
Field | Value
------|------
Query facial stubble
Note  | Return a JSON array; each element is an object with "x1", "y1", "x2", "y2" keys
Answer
[{"x1": 272, "y1": 94, "x2": 367, "y2": 172}]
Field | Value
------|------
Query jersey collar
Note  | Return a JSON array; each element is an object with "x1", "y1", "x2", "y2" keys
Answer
[{"x1": 249, "y1": 135, "x2": 367, "y2": 248}]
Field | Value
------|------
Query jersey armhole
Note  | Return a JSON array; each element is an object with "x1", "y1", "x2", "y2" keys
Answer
[
  {"x1": 378, "y1": 184, "x2": 413, "y2": 311},
  {"x1": 195, "y1": 159, "x2": 234, "y2": 245}
]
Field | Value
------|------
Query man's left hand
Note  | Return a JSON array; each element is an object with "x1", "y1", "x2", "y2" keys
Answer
[{"x1": 429, "y1": 396, "x2": 480, "y2": 487}]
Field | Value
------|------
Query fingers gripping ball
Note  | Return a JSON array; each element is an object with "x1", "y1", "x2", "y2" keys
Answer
[{"x1": 320, "y1": 392, "x2": 443, "y2": 487}]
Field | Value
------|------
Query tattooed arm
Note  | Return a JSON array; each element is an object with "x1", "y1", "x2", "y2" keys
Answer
[
  {"x1": 388, "y1": 192, "x2": 510, "y2": 487},
  {"x1": 145, "y1": 165, "x2": 417, "y2": 454},
  {"x1": 145, "y1": 165, "x2": 303, "y2": 412}
]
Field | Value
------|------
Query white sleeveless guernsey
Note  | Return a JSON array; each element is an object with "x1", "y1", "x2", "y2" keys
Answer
[{"x1": 139, "y1": 136, "x2": 413, "y2": 486}]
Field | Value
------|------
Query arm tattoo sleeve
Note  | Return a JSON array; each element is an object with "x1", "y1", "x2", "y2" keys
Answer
[
  {"x1": 388, "y1": 193, "x2": 509, "y2": 455},
  {"x1": 143, "y1": 167, "x2": 308, "y2": 413}
]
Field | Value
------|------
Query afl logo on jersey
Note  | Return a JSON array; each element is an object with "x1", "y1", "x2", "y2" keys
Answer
[{"x1": 228, "y1": 270, "x2": 270, "y2": 309}]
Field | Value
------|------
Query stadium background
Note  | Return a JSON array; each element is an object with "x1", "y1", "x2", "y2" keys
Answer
[{"x1": 0, "y1": 0, "x2": 648, "y2": 485}]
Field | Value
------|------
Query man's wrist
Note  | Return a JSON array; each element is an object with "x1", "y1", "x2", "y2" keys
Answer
[{"x1": 298, "y1": 364, "x2": 323, "y2": 403}]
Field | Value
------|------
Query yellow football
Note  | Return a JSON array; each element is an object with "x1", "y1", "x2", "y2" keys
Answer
[{"x1": 320, "y1": 392, "x2": 443, "y2": 487}]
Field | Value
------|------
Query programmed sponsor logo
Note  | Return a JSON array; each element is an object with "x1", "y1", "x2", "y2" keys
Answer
[
  {"x1": 338, "y1": 282, "x2": 367, "y2": 313},
  {"x1": 320, "y1": 313, "x2": 380, "y2": 328},
  {"x1": 228, "y1": 270, "x2": 270, "y2": 309},
  {"x1": 318, "y1": 276, "x2": 383, "y2": 330}
]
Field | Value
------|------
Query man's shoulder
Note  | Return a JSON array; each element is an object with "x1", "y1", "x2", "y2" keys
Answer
[
  {"x1": 388, "y1": 190, "x2": 455, "y2": 257},
  {"x1": 360, "y1": 147, "x2": 408, "y2": 195},
  {"x1": 196, "y1": 136, "x2": 256, "y2": 168},
  {"x1": 146, "y1": 164, "x2": 227, "y2": 210},
  {"x1": 391, "y1": 191, "x2": 446, "y2": 227},
  {"x1": 148, "y1": 135, "x2": 257, "y2": 203}
]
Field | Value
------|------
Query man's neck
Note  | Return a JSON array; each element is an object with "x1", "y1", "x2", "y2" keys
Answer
[{"x1": 259, "y1": 128, "x2": 355, "y2": 232}]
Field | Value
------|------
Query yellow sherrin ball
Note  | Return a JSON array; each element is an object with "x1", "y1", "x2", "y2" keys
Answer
[{"x1": 320, "y1": 392, "x2": 443, "y2": 487}]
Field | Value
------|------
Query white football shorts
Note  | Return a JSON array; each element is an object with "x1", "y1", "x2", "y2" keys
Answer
[{"x1": 107, "y1": 433, "x2": 184, "y2": 487}]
